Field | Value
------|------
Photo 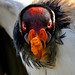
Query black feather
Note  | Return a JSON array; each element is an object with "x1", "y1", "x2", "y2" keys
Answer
[{"x1": 42, "y1": 1, "x2": 71, "y2": 30}]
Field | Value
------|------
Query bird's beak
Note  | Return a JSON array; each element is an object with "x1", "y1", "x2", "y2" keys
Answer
[{"x1": 28, "y1": 28, "x2": 48, "y2": 60}]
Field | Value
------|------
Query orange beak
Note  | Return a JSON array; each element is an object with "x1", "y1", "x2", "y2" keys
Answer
[{"x1": 28, "y1": 28, "x2": 48, "y2": 60}]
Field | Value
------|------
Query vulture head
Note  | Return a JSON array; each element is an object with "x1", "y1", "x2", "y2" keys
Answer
[{"x1": 13, "y1": 2, "x2": 71, "y2": 68}]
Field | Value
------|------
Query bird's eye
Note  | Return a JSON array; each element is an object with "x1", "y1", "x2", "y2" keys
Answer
[
  {"x1": 22, "y1": 22, "x2": 26, "y2": 31},
  {"x1": 47, "y1": 19, "x2": 52, "y2": 29}
]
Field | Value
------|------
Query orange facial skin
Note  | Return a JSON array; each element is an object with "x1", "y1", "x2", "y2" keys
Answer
[
  {"x1": 28, "y1": 28, "x2": 48, "y2": 60},
  {"x1": 30, "y1": 36, "x2": 43, "y2": 60}
]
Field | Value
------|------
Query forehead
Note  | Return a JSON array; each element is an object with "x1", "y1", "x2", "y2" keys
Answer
[
  {"x1": 22, "y1": 6, "x2": 51, "y2": 21},
  {"x1": 27, "y1": 7, "x2": 49, "y2": 15}
]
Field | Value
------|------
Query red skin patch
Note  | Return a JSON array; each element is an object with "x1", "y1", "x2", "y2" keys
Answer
[
  {"x1": 22, "y1": 22, "x2": 26, "y2": 31},
  {"x1": 28, "y1": 7, "x2": 43, "y2": 15}
]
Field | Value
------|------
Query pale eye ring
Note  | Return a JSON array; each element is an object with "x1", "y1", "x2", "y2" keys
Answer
[
  {"x1": 47, "y1": 19, "x2": 52, "y2": 29},
  {"x1": 22, "y1": 22, "x2": 26, "y2": 31}
]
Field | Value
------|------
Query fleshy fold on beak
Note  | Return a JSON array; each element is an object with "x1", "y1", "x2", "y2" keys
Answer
[{"x1": 28, "y1": 28, "x2": 48, "y2": 60}]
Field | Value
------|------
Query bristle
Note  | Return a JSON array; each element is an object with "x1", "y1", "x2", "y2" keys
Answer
[{"x1": 33, "y1": 0, "x2": 75, "y2": 30}]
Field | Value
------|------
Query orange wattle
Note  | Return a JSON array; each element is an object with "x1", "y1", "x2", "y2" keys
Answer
[{"x1": 28, "y1": 28, "x2": 48, "y2": 60}]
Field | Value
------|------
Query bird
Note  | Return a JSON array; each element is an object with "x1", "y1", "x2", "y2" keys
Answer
[
  {"x1": 0, "y1": 0, "x2": 75, "y2": 75},
  {"x1": 13, "y1": 0, "x2": 75, "y2": 75}
]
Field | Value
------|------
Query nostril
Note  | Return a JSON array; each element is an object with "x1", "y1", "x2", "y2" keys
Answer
[{"x1": 41, "y1": 41, "x2": 44, "y2": 48}]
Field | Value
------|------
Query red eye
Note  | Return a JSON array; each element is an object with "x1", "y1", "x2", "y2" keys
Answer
[
  {"x1": 47, "y1": 19, "x2": 52, "y2": 29},
  {"x1": 22, "y1": 22, "x2": 26, "y2": 31}
]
